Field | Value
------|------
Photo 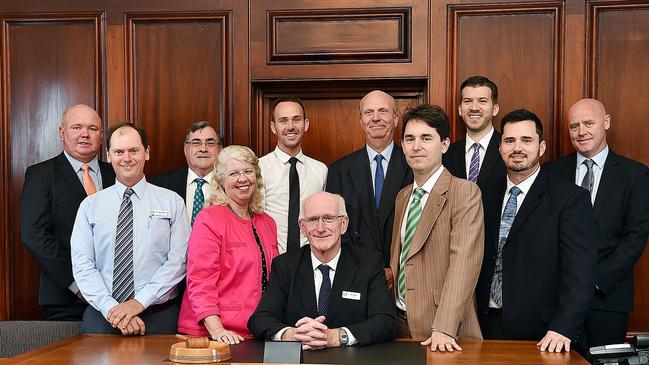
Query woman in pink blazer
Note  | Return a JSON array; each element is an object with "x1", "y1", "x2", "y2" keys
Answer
[{"x1": 178, "y1": 145, "x2": 278, "y2": 344}]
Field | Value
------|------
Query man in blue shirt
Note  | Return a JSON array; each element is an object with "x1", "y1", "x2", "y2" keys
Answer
[{"x1": 71, "y1": 122, "x2": 190, "y2": 335}]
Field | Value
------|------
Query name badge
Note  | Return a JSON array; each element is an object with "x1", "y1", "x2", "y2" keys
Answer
[
  {"x1": 149, "y1": 209, "x2": 168, "y2": 217},
  {"x1": 342, "y1": 291, "x2": 361, "y2": 300}
]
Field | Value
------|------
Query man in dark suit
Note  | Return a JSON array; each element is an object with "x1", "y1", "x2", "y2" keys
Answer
[
  {"x1": 476, "y1": 109, "x2": 597, "y2": 353},
  {"x1": 326, "y1": 90, "x2": 413, "y2": 288},
  {"x1": 443, "y1": 75, "x2": 505, "y2": 191},
  {"x1": 19, "y1": 104, "x2": 116, "y2": 320},
  {"x1": 248, "y1": 191, "x2": 396, "y2": 349},
  {"x1": 151, "y1": 121, "x2": 221, "y2": 225},
  {"x1": 545, "y1": 98, "x2": 649, "y2": 347}
]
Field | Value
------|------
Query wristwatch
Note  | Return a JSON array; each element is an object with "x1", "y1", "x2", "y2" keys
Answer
[{"x1": 338, "y1": 328, "x2": 349, "y2": 347}]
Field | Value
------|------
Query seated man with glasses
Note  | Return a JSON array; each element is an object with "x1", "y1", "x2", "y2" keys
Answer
[
  {"x1": 248, "y1": 191, "x2": 396, "y2": 349},
  {"x1": 152, "y1": 121, "x2": 222, "y2": 226}
]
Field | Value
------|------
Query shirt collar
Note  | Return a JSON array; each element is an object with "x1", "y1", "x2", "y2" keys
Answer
[
  {"x1": 576, "y1": 145, "x2": 608, "y2": 169},
  {"x1": 465, "y1": 127, "x2": 495, "y2": 153},
  {"x1": 506, "y1": 165, "x2": 540, "y2": 196},
  {"x1": 187, "y1": 168, "x2": 214, "y2": 187},
  {"x1": 311, "y1": 247, "x2": 342, "y2": 272},
  {"x1": 115, "y1": 176, "x2": 147, "y2": 200},
  {"x1": 63, "y1": 150, "x2": 100, "y2": 173},
  {"x1": 413, "y1": 164, "x2": 445, "y2": 195},
  {"x1": 274, "y1": 145, "x2": 305, "y2": 164},
  {"x1": 366, "y1": 141, "x2": 395, "y2": 163}
]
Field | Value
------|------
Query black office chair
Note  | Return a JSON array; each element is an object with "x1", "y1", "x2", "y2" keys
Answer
[{"x1": 0, "y1": 320, "x2": 82, "y2": 358}]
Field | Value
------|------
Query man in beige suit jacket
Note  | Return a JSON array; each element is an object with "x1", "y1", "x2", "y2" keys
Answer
[{"x1": 389, "y1": 104, "x2": 484, "y2": 352}]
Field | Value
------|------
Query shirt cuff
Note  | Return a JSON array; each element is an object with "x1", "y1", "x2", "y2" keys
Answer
[
  {"x1": 273, "y1": 327, "x2": 291, "y2": 341},
  {"x1": 341, "y1": 327, "x2": 357, "y2": 346},
  {"x1": 68, "y1": 281, "x2": 80, "y2": 294}
]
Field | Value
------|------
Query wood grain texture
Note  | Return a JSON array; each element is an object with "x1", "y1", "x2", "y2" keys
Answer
[
  {"x1": 587, "y1": 1, "x2": 649, "y2": 334},
  {"x1": 1, "y1": 14, "x2": 104, "y2": 320}
]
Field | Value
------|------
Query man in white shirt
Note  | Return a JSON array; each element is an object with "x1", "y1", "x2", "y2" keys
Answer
[
  {"x1": 443, "y1": 75, "x2": 506, "y2": 191},
  {"x1": 259, "y1": 97, "x2": 327, "y2": 253},
  {"x1": 152, "y1": 121, "x2": 221, "y2": 225}
]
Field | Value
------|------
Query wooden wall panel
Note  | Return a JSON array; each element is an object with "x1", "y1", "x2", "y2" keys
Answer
[
  {"x1": 125, "y1": 13, "x2": 228, "y2": 177},
  {"x1": 251, "y1": 0, "x2": 427, "y2": 79},
  {"x1": 252, "y1": 80, "x2": 426, "y2": 164},
  {"x1": 1, "y1": 14, "x2": 104, "y2": 320},
  {"x1": 448, "y1": 3, "x2": 563, "y2": 159},
  {"x1": 588, "y1": 1, "x2": 649, "y2": 335}
]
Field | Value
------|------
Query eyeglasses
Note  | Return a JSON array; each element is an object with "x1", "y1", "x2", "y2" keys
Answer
[
  {"x1": 226, "y1": 169, "x2": 255, "y2": 178},
  {"x1": 361, "y1": 108, "x2": 392, "y2": 118},
  {"x1": 185, "y1": 138, "x2": 220, "y2": 148},
  {"x1": 300, "y1": 215, "x2": 346, "y2": 226}
]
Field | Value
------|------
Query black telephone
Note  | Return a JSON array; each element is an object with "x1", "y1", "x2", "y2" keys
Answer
[{"x1": 589, "y1": 335, "x2": 649, "y2": 365}]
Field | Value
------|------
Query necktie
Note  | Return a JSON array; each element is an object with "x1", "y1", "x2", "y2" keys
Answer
[
  {"x1": 490, "y1": 186, "x2": 522, "y2": 308},
  {"x1": 580, "y1": 159, "x2": 595, "y2": 194},
  {"x1": 80, "y1": 163, "x2": 97, "y2": 195},
  {"x1": 113, "y1": 188, "x2": 135, "y2": 303},
  {"x1": 468, "y1": 143, "x2": 480, "y2": 183},
  {"x1": 287, "y1": 157, "x2": 300, "y2": 252},
  {"x1": 398, "y1": 188, "x2": 426, "y2": 302},
  {"x1": 191, "y1": 178, "x2": 206, "y2": 225},
  {"x1": 374, "y1": 154, "x2": 385, "y2": 209},
  {"x1": 318, "y1": 264, "x2": 331, "y2": 317}
]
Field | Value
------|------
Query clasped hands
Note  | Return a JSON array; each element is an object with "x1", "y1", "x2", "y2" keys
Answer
[
  {"x1": 282, "y1": 316, "x2": 338, "y2": 350},
  {"x1": 107, "y1": 299, "x2": 145, "y2": 336}
]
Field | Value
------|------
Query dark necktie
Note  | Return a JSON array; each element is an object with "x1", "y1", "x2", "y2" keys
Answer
[
  {"x1": 374, "y1": 154, "x2": 385, "y2": 209},
  {"x1": 287, "y1": 157, "x2": 300, "y2": 252},
  {"x1": 468, "y1": 143, "x2": 480, "y2": 183},
  {"x1": 191, "y1": 178, "x2": 206, "y2": 226},
  {"x1": 490, "y1": 186, "x2": 521, "y2": 308},
  {"x1": 580, "y1": 159, "x2": 595, "y2": 194},
  {"x1": 318, "y1": 264, "x2": 331, "y2": 317},
  {"x1": 113, "y1": 188, "x2": 135, "y2": 303}
]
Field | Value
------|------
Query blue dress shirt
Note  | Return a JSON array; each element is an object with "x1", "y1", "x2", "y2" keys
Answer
[{"x1": 71, "y1": 177, "x2": 190, "y2": 319}]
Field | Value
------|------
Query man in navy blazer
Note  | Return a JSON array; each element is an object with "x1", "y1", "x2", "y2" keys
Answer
[
  {"x1": 248, "y1": 192, "x2": 396, "y2": 349},
  {"x1": 476, "y1": 109, "x2": 597, "y2": 353},
  {"x1": 443, "y1": 76, "x2": 505, "y2": 192},
  {"x1": 326, "y1": 90, "x2": 413, "y2": 287},
  {"x1": 19, "y1": 104, "x2": 115, "y2": 320},
  {"x1": 545, "y1": 98, "x2": 649, "y2": 347}
]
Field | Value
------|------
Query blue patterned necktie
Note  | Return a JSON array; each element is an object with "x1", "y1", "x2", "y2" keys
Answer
[
  {"x1": 490, "y1": 186, "x2": 522, "y2": 308},
  {"x1": 468, "y1": 143, "x2": 480, "y2": 182},
  {"x1": 191, "y1": 178, "x2": 206, "y2": 225},
  {"x1": 113, "y1": 188, "x2": 135, "y2": 303},
  {"x1": 318, "y1": 264, "x2": 331, "y2": 317},
  {"x1": 374, "y1": 154, "x2": 385, "y2": 209},
  {"x1": 580, "y1": 159, "x2": 595, "y2": 194}
]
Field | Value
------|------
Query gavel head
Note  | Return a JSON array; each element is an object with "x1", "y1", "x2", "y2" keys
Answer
[{"x1": 185, "y1": 337, "x2": 210, "y2": 348}]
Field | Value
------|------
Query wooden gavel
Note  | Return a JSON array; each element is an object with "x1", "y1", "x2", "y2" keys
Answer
[{"x1": 175, "y1": 334, "x2": 210, "y2": 348}]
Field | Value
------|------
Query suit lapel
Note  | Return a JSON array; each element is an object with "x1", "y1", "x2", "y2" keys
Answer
[
  {"x1": 99, "y1": 161, "x2": 116, "y2": 188},
  {"x1": 487, "y1": 180, "x2": 507, "y2": 250},
  {"x1": 55, "y1": 153, "x2": 87, "y2": 198},
  {"x1": 407, "y1": 170, "x2": 450, "y2": 261},
  {"x1": 593, "y1": 151, "x2": 619, "y2": 218},
  {"x1": 296, "y1": 249, "x2": 318, "y2": 316},
  {"x1": 327, "y1": 245, "x2": 357, "y2": 324},
  {"x1": 378, "y1": 146, "x2": 409, "y2": 227},
  {"x1": 174, "y1": 169, "x2": 188, "y2": 201},
  {"x1": 506, "y1": 170, "x2": 546, "y2": 243},
  {"x1": 349, "y1": 150, "x2": 381, "y2": 247},
  {"x1": 476, "y1": 132, "x2": 501, "y2": 186},
  {"x1": 451, "y1": 140, "x2": 467, "y2": 179}
]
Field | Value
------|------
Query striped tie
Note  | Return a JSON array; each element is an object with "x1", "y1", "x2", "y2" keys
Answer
[
  {"x1": 398, "y1": 188, "x2": 426, "y2": 302},
  {"x1": 113, "y1": 188, "x2": 135, "y2": 303},
  {"x1": 468, "y1": 143, "x2": 480, "y2": 183}
]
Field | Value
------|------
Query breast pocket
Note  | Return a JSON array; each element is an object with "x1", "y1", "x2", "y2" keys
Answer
[{"x1": 148, "y1": 217, "x2": 171, "y2": 253}]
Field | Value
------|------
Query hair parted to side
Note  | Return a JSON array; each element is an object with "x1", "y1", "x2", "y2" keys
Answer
[
  {"x1": 207, "y1": 145, "x2": 265, "y2": 212},
  {"x1": 460, "y1": 75, "x2": 499, "y2": 104},
  {"x1": 184, "y1": 121, "x2": 221, "y2": 145}
]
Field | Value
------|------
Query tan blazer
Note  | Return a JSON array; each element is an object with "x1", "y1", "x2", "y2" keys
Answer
[{"x1": 390, "y1": 169, "x2": 484, "y2": 340}]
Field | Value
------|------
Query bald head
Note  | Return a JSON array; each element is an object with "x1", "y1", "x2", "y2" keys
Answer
[
  {"x1": 61, "y1": 104, "x2": 100, "y2": 128},
  {"x1": 567, "y1": 98, "x2": 610, "y2": 158},
  {"x1": 359, "y1": 90, "x2": 399, "y2": 152},
  {"x1": 58, "y1": 104, "x2": 103, "y2": 163}
]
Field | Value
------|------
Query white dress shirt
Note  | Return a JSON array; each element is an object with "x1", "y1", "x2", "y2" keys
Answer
[
  {"x1": 396, "y1": 164, "x2": 445, "y2": 311},
  {"x1": 185, "y1": 168, "x2": 214, "y2": 221},
  {"x1": 464, "y1": 127, "x2": 495, "y2": 178},
  {"x1": 366, "y1": 142, "x2": 394, "y2": 192},
  {"x1": 272, "y1": 248, "x2": 357, "y2": 345},
  {"x1": 260, "y1": 146, "x2": 327, "y2": 253},
  {"x1": 575, "y1": 146, "x2": 608, "y2": 204}
]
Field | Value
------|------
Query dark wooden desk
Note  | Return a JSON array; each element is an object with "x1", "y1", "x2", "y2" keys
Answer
[{"x1": 2, "y1": 335, "x2": 589, "y2": 365}]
